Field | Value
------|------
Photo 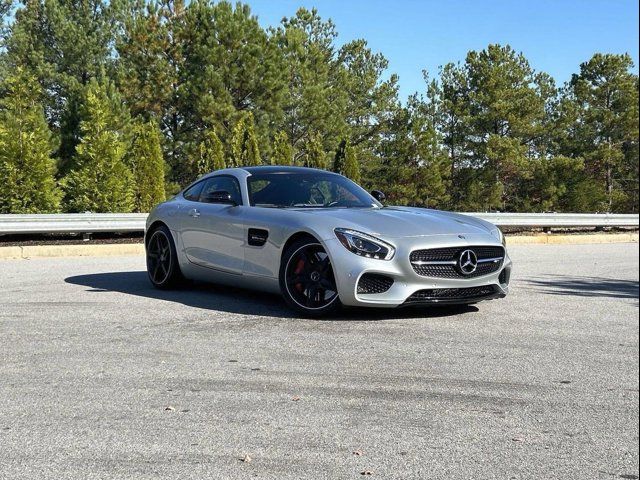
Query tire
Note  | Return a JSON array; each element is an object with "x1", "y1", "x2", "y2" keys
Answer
[
  {"x1": 279, "y1": 238, "x2": 342, "y2": 317},
  {"x1": 146, "y1": 225, "x2": 183, "y2": 289}
]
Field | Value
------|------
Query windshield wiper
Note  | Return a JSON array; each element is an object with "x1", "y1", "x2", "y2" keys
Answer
[{"x1": 254, "y1": 203, "x2": 286, "y2": 209}]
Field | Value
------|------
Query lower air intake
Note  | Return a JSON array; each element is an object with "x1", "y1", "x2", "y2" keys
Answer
[
  {"x1": 357, "y1": 274, "x2": 394, "y2": 295},
  {"x1": 404, "y1": 285, "x2": 500, "y2": 304},
  {"x1": 499, "y1": 268, "x2": 511, "y2": 285}
]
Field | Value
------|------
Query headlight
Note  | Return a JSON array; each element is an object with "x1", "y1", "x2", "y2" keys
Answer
[
  {"x1": 491, "y1": 228, "x2": 506, "y2": 247},
  {"x1": 334, "y1": 228, "x2": 395, "y2": 260}
]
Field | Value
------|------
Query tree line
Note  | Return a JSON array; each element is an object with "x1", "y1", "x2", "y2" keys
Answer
[{"x1": 0, "y1": 0, "x2": 638, "y2": 214}]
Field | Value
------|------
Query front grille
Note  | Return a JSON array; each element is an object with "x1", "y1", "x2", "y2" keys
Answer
[
  {"x1": 357, "y1": 274, "x2": 394, "y2": 294},
  {"x1": 410, "y1": 246, "x2": 504, "y2": 279},
  {"x1": 405, "y1": 285, "x2": 499, "y2": 304}
]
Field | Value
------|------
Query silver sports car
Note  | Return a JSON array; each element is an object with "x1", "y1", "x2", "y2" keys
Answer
[{"x1": 145, "y1": 166, "x2": 512, "y2": 316}]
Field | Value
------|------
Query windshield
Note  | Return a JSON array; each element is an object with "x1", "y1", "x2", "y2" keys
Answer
[{"x1": 247, "y1": 172, "x2": 380, "y2": 209}]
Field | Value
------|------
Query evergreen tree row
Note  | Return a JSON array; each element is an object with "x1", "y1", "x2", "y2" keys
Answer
[{"x1": 0, "y1": 1, "x2": 637, "y2": 214}]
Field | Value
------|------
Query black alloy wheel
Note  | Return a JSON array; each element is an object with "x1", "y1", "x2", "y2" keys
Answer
[
  {"x1": 280, "y1": 240, "x2": 341, "y2": 317},
  {"x1": 146, "y1": 225, "x2": 182, "y2": 289}
]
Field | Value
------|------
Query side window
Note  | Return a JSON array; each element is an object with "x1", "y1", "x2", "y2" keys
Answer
[
  {"x1": 199, "y1": 176, "x2": 243, "y2": 205},
  {"x1": 248, "y1": 179, "x2": 271, "y2": 206},
  {"x1": 183, "y1": 181, "x2": 205, "y2": 201}
]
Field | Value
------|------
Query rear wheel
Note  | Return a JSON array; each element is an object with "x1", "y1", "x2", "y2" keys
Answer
[
  {"x1": 280, "y1": 239, "x2": 341, "y2": 317},
  {"x1": 146, "y1": 225, "x2": 183, "y2": 289}
]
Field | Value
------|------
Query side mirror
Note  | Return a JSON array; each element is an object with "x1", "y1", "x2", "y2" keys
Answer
[
  {"x1": 202, "y1": 190, "x2": 237, "y2": 206},
  {"x1": 371, "y1": 190, "x2": 386, "y2": 203}
]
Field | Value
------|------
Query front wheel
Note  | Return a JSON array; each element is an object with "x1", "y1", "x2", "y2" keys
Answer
[{"x1": 279, "y1": 240, "x2": 342, "y2": 317}]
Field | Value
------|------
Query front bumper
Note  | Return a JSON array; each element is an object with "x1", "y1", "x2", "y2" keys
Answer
[{"x1": 324, "y1": 233, "x2": 512, "y2": 308}]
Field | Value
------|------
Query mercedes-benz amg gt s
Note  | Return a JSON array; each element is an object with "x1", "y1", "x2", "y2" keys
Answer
[{"x1": 145, "y1": 166, "x2": 512, "y2": 316}]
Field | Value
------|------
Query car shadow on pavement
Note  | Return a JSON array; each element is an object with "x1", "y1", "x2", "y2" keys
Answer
[
  {"x1": 64, "y1": 271, "x2": 479, "y2": 321},
  {"x1": 523, "y1": 275, "x2": 639, "y2": 301}
]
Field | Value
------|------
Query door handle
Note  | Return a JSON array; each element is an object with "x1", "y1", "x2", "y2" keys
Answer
[{"x1": 188, "y1": 208, "x2": 201, "y2": 218}]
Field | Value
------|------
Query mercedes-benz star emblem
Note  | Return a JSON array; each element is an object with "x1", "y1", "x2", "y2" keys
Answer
[{"x1": 458, "y1": 249, "x2": 478, "y2": 275}]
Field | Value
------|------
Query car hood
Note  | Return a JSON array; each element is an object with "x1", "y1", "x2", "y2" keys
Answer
[{"x1": 295, "y1": 206, "x2": 496, "y2": 239}]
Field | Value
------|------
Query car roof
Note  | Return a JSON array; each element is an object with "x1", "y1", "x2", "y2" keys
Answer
[{"x1": 241, "y1": 166, "x2": 339, "y2": 176}]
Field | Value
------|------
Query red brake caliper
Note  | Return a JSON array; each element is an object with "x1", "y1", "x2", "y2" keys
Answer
[{"x1": 294, "y1": 258, "x2": 306, "y2": 292}]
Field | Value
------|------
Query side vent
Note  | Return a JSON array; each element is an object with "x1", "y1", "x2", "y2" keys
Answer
[{"x1": 248, "y1": 228, "x2": 269, "y2": 247}]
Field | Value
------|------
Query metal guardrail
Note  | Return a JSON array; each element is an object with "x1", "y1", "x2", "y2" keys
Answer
[
  {"x1": 0, "y1": 212, "x2": 638, "y2": 235},
  {"x1": 0, "y1": 213, "x2": 148, "y2": 235},
  {"x1": 462, "y1": 212, "x2": 640, "y2": 228}
]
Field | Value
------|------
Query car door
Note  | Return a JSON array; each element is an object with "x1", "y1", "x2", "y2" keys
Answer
[{"x1": 179, "y1": 175, "x2": 246, "y2": 274}]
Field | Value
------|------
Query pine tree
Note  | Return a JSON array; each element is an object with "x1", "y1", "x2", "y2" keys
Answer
[
  {"x1": 568, "y1": 53, "x2": 639, "y2": 212},
  {"x1": 466, "y1": 45, "x2": 556, "y2": 211},
  {"x1": 304, "y1": 133, "x2": 326, "y2": 169},
  {"x1": 377, "y1": 107, "x2": 419, "y2": 205},
  {"x1": 338, "y1": 39, "x2": 399, "y2": 181},
  {"x1": 333, "y1": 139, "x2": 346, "y2": 174},
  {"x1": 377, "y1": 98, "x2": 450, "y2": 207},
  {"x1": 180, "y1": 1, "x2": 285, "y2": 164},
  {"x1": 413, "y1": 90, "x2": 451, "y2": 208},
  {"x1": 115, "y1": 1, "x2": 189, "y2": 185},
  {"x1": 0, "y1": 0, "x2": 12, "y2": 40},
  {"x1": 63, "y1": 78, "x2": 134, "y2": 212},
  {"x1": 115, "y1": 0, "x2": 177, "y2": 120},
  {"x1": 343, "y1": 143, "x2": 361, "y2": 183},
  {"x1": 0, "y1": 67, "x2": 61, "y2": 213},
  {"x1": 244, "y1": 117, "x2": 261, "y2": 166},
  {"x1": 522, "y1": 156, "x2": 587, "y2": 212},
  {"x1": 272, "y1": 130, "x2": 294, "y2": 165},
  {"x1": 197, "y1": 129, "x2": 225, "y2": 175},
  {"x1": 7, "y1": 0, "x2": 116, "y2": 168},
  {"x1": 231, "y1": 112, "x2": 261, "y2": 167},
  {"x1": 128, "y1": 120, "x2": 166, "y2": 212},
  {"x1": 276, "y1": 8, "x2": 349, "y2": 165}
]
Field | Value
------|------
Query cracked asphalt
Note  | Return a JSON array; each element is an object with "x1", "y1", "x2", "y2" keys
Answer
[{"x1": 0, "y1": 243, "x2": 638, "y2": 479}]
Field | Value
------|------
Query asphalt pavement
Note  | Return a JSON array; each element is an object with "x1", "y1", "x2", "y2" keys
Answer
[{"x1": 0, "y1": 243, "x2": 638, "y2": 479}]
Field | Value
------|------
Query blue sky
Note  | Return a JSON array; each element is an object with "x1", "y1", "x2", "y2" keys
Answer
[{"x1": 248, "y1": 0, "x2": 640, "y2": 100}]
